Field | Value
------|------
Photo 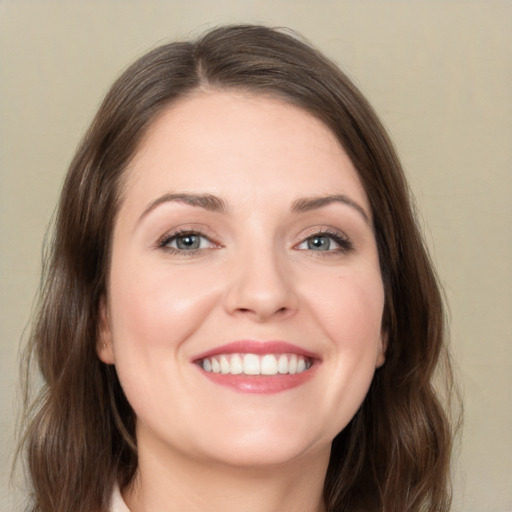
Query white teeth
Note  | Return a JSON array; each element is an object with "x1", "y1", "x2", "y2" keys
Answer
[
  {"x1": 230, "y1": 354, "x2": 243, "y2": 374},
  {"x1": 243, "y1": 354, "x2": 260, "y2": 375},
  {"x1": 261, "y1": 354, "x2": 278, "y2": 375},
  {"x1": 220, "y1": 355, "x2": 230, "y2": 374},
  {"x1": 211, "y1": 358, "x2": 221, "y2": 373},
  {"x1": 289, "y1": 354, "x2": 298, "y2": 374},
  {"x1": 199, "y1": 353, "x2": 311, "y2": 376},
  {"x1": 278, "y1": 354, "x2": 288, "y2": 374}
]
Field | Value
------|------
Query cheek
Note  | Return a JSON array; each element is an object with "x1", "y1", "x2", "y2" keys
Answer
[
  {"x1": 309, "y1": 268, "x2": 385, "y2": 345},
  {"x1": 107, "y1": 260, "x2": 223, "y2": 359},
  {"x1": 304, "y1": 268, "x2": 385, "y2": 412},
  {"x1": 106, "y1": 262, "x2": 224, "y2": 420}
]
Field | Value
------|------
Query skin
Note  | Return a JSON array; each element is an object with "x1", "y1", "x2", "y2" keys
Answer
[{"x1": 98, "y1": 90, "x2": 386, "y2": 512}]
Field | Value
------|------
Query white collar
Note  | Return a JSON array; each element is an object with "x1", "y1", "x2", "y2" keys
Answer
[{"x1": 110, "y1": 485, "x2": 131, "y2": 512}]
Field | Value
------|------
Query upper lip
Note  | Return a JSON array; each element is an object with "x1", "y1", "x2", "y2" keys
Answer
[{"x1": 192, "y1": 340, "x2": 320, "y2": 361}]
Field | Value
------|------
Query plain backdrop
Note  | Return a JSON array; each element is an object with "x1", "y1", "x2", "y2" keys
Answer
[{"x1": 1, "y1": 1, "x2": 511, "y2": 511}]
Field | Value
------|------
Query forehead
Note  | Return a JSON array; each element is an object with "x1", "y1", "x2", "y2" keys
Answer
[{"x1": 120, "y1": 89, "x2": 370, "y2": 214}]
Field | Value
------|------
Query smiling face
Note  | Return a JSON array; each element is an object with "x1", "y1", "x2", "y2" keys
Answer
[{"x1": 98, "y1": 90, "x2": 386, "y2": 470}]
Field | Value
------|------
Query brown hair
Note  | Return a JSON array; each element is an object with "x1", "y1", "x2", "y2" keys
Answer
[{"x1": 18, "y1": 25, "x2": 459, "y2": 512}]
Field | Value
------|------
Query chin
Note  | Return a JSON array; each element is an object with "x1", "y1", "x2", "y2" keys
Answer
[
  {"x1": 188, "y1": 419, "x2": 334, "y2": 470},
  {"x1": 203, "y1": 441, "x2": 325, "y2": 470}
]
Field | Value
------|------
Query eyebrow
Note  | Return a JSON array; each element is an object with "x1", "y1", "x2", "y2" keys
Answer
[
  {"x1": 138, "y1": 193, "x2": 227, "y2": 222},
  {"x1": 291, "y1": 194, "x2": 370, "y2": 224},
  {"x1": 138, "y1": 192, "x2": 370, "y2": 224}
]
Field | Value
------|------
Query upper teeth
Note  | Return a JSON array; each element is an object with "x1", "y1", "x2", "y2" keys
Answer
[{"x1": 199, "y1": 353, "x2": 311, "y2": 376}]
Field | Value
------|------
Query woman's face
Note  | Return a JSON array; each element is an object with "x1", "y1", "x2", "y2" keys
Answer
[{"x1": 99, "y1": 90, "x2": 386, "y2": 469}]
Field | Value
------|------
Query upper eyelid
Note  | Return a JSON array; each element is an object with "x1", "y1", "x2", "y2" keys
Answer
[
  {"x1": 156, "y1": 227, "x2": 217, "y2": 249},
  {"x1": 293, "y1": 226, "x2": 351, "y2": 243},
  {"x1": 293, "y1": 227, "x2": 354, "y2": 253}
]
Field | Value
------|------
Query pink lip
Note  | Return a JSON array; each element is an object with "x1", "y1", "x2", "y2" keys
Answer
[
  {"x1": 192, "y1": 340, "x2": 319, "y2": 361},
  {"x1": 197, "y1": 371, "x2": 317, "y2": 394},
  {"x1": 192, "y1": 340, "x2": 320, "y2": 395}
]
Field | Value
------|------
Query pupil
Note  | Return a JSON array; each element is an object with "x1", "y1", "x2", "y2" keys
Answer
[
  {"x1": 177, "y1": 235, "x2": 199, "y2": 250},
  {"x1": 308, "y1": 236, "x2": 329, "y2": 251}
]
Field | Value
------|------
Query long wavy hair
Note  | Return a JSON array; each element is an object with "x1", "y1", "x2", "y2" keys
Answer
[{"x1": 18, "y1": 24, "x2": 459, "y2": 512}]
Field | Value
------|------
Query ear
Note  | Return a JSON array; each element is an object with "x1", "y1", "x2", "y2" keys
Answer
[
  {"x1": 375, "y1": 330, "x2": 388, "y2": 368},
  {"x1": 97, "y1": 296, "x2": 115, "y2": 364}
]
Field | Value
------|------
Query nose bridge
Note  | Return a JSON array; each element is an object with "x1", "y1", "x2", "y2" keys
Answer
[{"x1": 224, "y1": 234, "x2": 297, "y2": 320}]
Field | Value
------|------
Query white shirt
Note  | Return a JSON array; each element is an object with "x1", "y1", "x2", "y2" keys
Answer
[{"x1": 110, "y1": 486, "x2": 131, "y2": 512}]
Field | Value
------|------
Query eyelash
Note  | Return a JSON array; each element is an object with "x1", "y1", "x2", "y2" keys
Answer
[
  {"x1": 296, "y1": 228, "x2": 353, "y2": 256},
  {"x1": 156, "y1": 228, "x2": 353, "y2": 256},
  {"x1": 156, "y1": 229, "x2": 217, "y2": 255}
]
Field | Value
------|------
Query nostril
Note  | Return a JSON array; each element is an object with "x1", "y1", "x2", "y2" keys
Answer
[{"x1": 233, "y1": 306, "x2": 291, "y2": 319}]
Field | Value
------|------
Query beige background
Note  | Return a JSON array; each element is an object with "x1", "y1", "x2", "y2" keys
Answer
[{"x1": 1, "y1": 1, "x2": 511, "y2": 511}]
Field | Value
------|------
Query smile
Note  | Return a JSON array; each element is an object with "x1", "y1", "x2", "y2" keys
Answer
[
  {"x1": 198, "y1": 353, "x2": 312, "y2": 376},
  {"x1": 192, "y1": 341, "x2": 319, "y2": 393}
]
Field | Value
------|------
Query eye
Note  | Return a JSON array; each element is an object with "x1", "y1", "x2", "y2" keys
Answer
[
  {"x1": 158, "y1": 230, "x2": 216, "y2": 253},
  {"x1": 296, "y1": 230, "x2": 352, "y2": 253}
]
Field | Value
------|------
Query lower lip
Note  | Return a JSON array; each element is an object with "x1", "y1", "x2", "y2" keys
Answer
[{"x1": 196, "y1": 365, "x2": 317, "y2": 394}]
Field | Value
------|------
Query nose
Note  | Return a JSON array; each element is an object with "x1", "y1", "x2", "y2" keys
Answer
[{"x1": 223, "y1": 246, "x2": 298, "y2": 322}]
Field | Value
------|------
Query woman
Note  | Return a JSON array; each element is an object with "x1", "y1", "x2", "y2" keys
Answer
[{"x1": 19, "y1": 25, "x2": 457, "y2": 512}]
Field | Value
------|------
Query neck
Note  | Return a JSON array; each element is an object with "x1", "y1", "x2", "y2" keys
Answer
[{"x1": 123, "y1": 435, "x2": 329, "y2": 512}]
